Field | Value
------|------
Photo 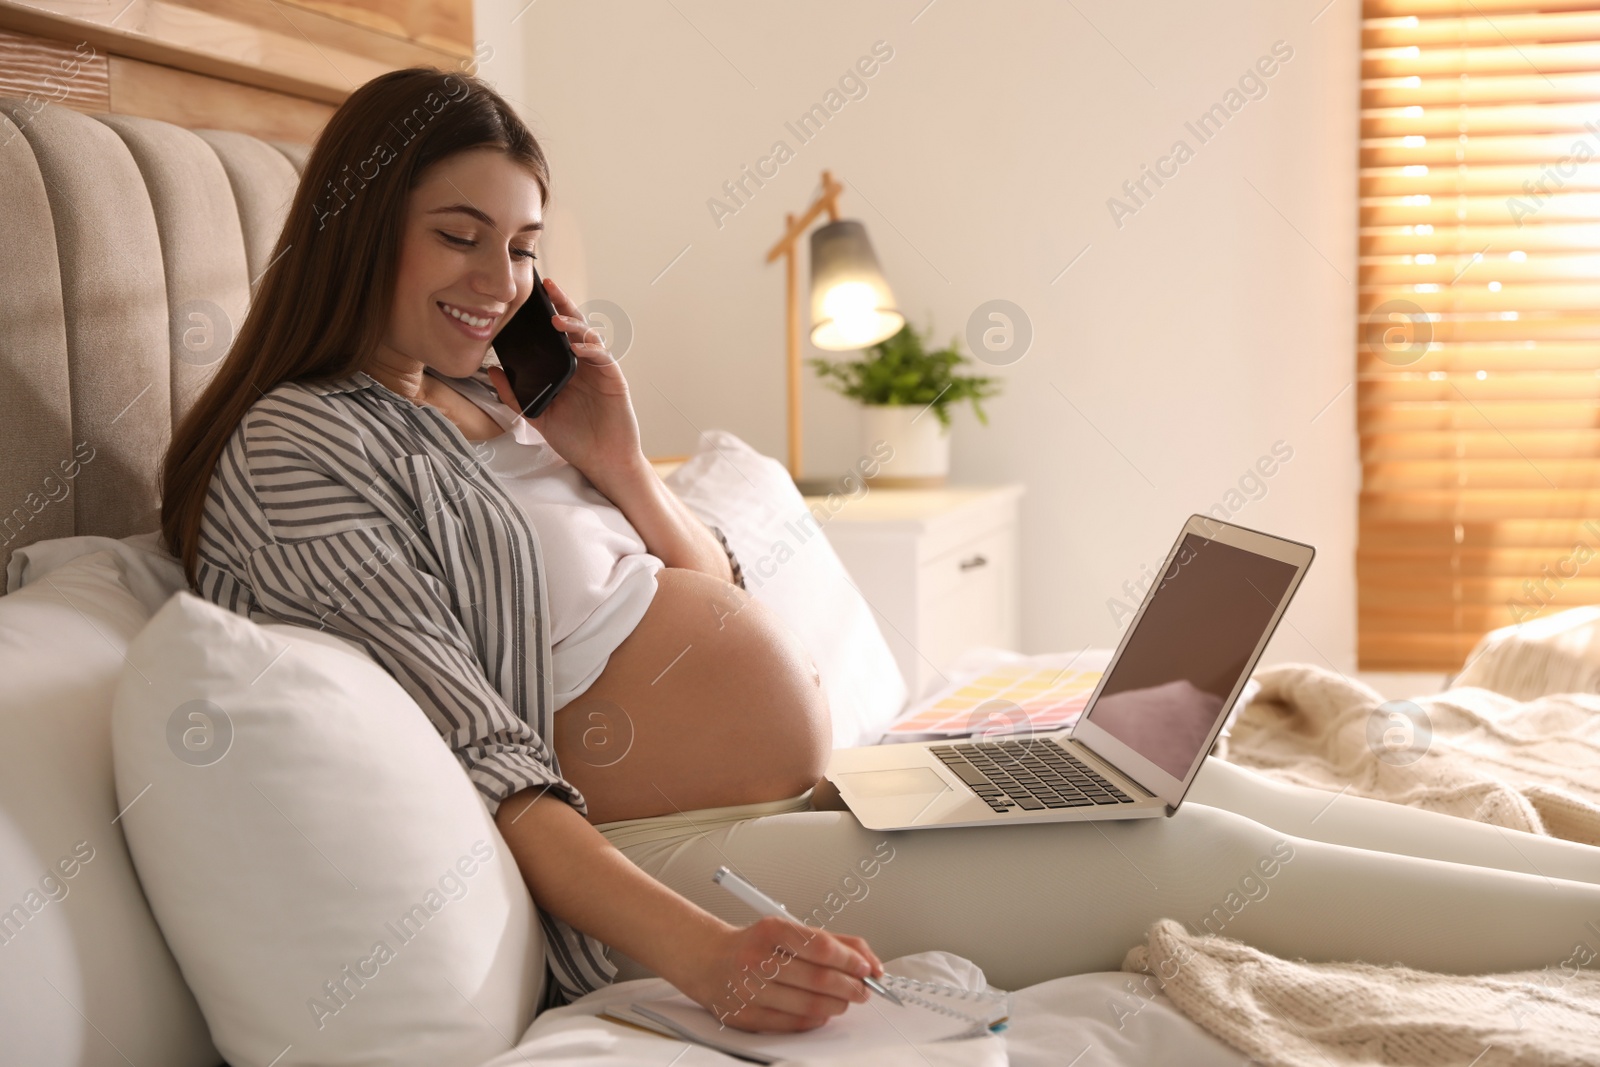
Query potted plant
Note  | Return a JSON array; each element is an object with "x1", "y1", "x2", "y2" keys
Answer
[{"x1": 809, "y1": 318, "x2": 1001, "y2": 486}]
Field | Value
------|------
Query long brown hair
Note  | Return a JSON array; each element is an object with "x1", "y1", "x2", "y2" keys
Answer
[{"x1": 160, "y1": 67, "x2": 550, "y2": 584}]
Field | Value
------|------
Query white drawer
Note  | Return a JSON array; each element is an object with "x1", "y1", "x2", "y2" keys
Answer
[
  {"x1": 805, "y1": 484, "x2": 1026, "y2": 705},
  {"x1": 916, "y1": 526, "x2": 1016, "y2": 699}
]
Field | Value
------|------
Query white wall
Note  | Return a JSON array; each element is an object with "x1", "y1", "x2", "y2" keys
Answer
[
  {"x1": 471, "y1": 0, "x2": 591, "y2": 303},
  {"x1": 476, "y1": 0, "x2": 1361, "y2": 672}
]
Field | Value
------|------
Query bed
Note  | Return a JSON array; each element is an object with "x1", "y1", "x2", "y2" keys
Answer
[{"x1": 2, "y1": 94, "x2": 1596, "y2": 1067}]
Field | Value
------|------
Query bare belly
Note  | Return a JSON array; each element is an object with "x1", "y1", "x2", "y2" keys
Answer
[{"x1": 551, "y1": 567, "x2": 831, "y2": 825}]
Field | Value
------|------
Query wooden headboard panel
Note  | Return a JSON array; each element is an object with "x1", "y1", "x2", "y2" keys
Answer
[{"x1": 0, "y1": 0, "x2": 481, "y2": 142}]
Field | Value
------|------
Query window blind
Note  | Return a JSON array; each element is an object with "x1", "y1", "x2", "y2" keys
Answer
[{"x1": 1359, "y1": 0, "x2": 1600, "y2": 670}]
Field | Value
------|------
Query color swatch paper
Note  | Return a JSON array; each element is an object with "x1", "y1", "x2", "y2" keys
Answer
[{"x1": 887, "y1": 665, "x2": 1103, "y2": 736}]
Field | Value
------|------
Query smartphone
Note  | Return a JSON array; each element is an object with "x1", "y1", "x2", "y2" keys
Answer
[{"x1": 493, "y1": 264, "x2": 577, "y2": 419}]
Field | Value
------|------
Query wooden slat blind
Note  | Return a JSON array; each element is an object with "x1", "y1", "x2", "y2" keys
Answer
[{"x1": 1359, "y1": 0, "x2": 1600, "y2": 669}]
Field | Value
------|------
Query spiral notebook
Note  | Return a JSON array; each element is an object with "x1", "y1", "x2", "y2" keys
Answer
[{"x1": 599, "y1": 972, "x2": 1011, "y2": 1064}]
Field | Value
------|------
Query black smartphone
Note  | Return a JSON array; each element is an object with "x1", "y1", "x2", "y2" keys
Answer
[{"x1": 493, "y1": 264, "x2": 577, "y2": 419}]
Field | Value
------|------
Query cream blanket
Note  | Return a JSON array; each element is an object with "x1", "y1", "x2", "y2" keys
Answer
[
  {"x1": 1123, "y1": 919, "x2": 1600, "y2": 1067},
  {"x1": 1214, "y1": 664, "x2": 1600, "y2": 846}
]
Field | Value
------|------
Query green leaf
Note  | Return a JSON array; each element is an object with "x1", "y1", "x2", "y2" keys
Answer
[{"x1": 807, "y1": 317, "x2": 1005, "y2": 422}]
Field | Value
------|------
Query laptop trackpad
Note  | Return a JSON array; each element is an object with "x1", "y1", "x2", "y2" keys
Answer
[{"x1": 837, "y1": 767, "x2": 950, "y2": 798}]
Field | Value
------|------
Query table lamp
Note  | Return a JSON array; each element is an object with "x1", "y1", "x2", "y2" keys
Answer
[{"x1": 765, "y1": 170, "x2": 904, "y2": 492}]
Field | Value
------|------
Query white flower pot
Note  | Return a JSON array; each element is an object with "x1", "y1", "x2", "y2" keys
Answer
[{"x1": 860, "y1": 403, "x2": 950, "y2": 487}]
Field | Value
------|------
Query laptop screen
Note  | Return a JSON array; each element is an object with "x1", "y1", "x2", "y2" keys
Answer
[{"x1": 1082, "y1": 532, "x2": 1299, "y2": 779}]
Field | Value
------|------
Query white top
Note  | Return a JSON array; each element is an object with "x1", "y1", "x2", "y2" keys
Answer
[{"x1": 435, "y1": 372, "x2": 662, "y2": 711}]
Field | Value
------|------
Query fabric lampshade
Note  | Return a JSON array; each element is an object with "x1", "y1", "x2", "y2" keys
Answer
[{"x1": 808, "y1": 219, "x2": 904, "y2": 350}]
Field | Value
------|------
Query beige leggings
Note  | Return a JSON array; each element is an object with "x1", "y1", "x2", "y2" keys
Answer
[{"x1": 594, "y1": 758, "x2": 1600, "y2": 990}]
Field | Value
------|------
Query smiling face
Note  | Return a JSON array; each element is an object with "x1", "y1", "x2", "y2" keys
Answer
[{"x1": 369, "y1": 146, "x2": 545, "y2": 385}]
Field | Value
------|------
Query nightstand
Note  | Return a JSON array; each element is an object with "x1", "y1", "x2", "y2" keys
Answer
[{"x1": 801, "y1": 483, "x2": 1026, "y2": 703}]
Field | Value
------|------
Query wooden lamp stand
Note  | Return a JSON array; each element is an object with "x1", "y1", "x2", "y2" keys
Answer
[{"x1": 764, "y1": 170, "x2": 846, "y2": 488}]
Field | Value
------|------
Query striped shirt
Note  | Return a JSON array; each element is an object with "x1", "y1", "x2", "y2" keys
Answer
[{"x1": 194, "y1": 368, "x2": 746, "y2": 1004}]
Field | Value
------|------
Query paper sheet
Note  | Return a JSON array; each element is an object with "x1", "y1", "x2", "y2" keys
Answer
[{"x1": 603, "y1": 983, "x2": 1002, "y2": 1064}]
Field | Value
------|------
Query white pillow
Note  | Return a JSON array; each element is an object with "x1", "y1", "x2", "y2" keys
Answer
[
  {"x1": 111, "y1": 592, "x2": 545, "y2": 1067},
  {"x1": 5, "y1": 530, "x2": 187, "y2": 611},
  {"x1": 0, "y1": 551, "x2": 218, "y2": 1067},
  {"x1": 663, "y1": 430, "x2": 908, "y2": 747}
]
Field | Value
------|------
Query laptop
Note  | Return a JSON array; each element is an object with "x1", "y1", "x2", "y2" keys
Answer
[{"x1": 824, "y1": 515, "x2": 1314, "y2": 830}]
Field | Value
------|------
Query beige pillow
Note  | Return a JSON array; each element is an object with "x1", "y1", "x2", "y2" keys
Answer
[{"x1": 1453, "y1": 606, "x2": 1600, "y2": 701}]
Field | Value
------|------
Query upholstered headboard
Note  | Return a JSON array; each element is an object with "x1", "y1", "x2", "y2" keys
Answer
[
  {"x1": 0, "y1": 95, "x2": 625, "y2": 594},
  {"x1": 0, "y1": 95, "x2": 310, "y2": 590}
]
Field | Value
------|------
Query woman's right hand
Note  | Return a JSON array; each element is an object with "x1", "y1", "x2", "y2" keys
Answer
[{"x1": 667, "y1": 915, "x2": 886, "y2": 1033}]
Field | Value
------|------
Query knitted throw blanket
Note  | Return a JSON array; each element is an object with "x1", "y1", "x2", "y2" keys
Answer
[
  {"x1": 1214, "y1": 664, "x2": 1600, "y2": 845},
  {"x1": 1122, "y1": 919, "x2": 1600, "y2": 1067}
]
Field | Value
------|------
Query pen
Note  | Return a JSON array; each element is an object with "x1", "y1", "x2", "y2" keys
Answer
[{"x1": 711, "y1": 865, "x2": 902, "y2": 1007}]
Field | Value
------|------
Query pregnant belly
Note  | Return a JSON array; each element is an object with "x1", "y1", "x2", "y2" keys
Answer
[{"x1": 551, "y1": 567, "x2": 831, "y2": 825}]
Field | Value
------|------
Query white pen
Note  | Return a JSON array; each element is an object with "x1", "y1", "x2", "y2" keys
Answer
[{"x1": 712, "y1": 865, "x2": 902, "y2": 1007}]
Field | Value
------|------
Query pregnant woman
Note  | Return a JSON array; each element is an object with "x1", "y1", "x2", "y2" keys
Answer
[{"x1": 161, "y1": 68, "x2": 1600, "y2": 1034}]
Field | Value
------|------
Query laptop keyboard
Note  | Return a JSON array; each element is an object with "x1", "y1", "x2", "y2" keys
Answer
[{"x1": 931, "y1": 738, "x2": 1135, "y2": 813}]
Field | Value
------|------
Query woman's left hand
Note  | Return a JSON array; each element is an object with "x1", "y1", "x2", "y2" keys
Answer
[{"x1": 487, "y1": 276, "x2": 642, "y2": 480}]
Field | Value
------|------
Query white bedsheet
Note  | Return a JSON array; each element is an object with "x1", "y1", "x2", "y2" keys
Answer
[{"x1": 481, "y1": 951, "x2": 1248, "y2": 1067}]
